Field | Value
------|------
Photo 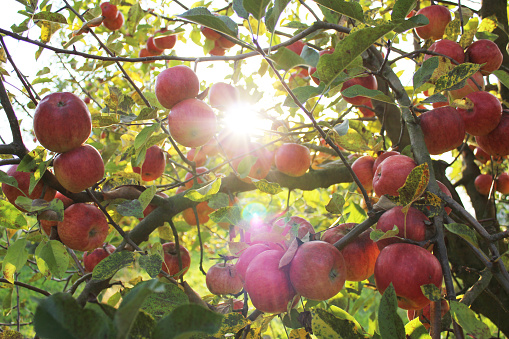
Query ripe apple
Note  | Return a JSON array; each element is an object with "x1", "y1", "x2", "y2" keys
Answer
[
  {"x1": 53, "y1": 144, "x2": 105, "y2": 193},
  {"x1": 167, "y1": 99, "x2": 217, "y2": 148},
  {"x1": 289, "y1": 241, "x2": 346, "y2": 301},
  {"x1": 425, "y1": 39, "x2": 465, "y2": 64},
  {"x1": 209, "y1": 82, "x2": 240, "y2": 110},
  {"x1": 216, "y1": 36, "x2": 236, "y2": 49},
  {"x1": 275, "y1": 143, "x2": 311, "y2": 177},
  {"x1": 372, "y1": 150, "x2": 400, "y2": 173},
  {"x1": 372, "y1": 154, "x2": 417, "y2": 197},
  {"x1": 419, "y1": 106, "x2": 465, "y2": 155},
  {"x1": 287, "y1": 40, "x2": 305, "y2": 55},
  {"x1": 40, "y1": 192, "x2": 75, "y2": 235},
  {"x1": 142, "y1": 192, "x2": 169, "y2": 219},
  {"x1": 244, "y1": 250, "x2": 296, "y2": 313},
  {"x1": 206, "y1": 262, "x2": 243, "y2": 295},
  {"x1": 161, "y1": 242, "x2": 191, "y2": 278},
  {"x1": 351, "y1": 155, "x2": 375, "y2": 191},
  {"x1": 209, "y1": 44, "x2": 226, "y2": 56},
  {"x1": 153, "y1": 30, "x2": 177, "y2": 50},
  {"x1": 408, "y1": 299, "x2": 450, "y2": 330},
  {"x1": 139, "y1": 48, "x2": 155, "y2": 63},
  {"x1": 33, "y1": 92, "x2": 92, "y2": 153},
  {"x1": 83, "y1": 244, "x2": 116, "y2": 272},
  {"x1": 2, "y1": 165, "x2": 57, "y2": 212},
  {"x1": 176, "y1": 186, "x2": 213, "y2": 225},
  {"x1": 133, "y1": 145, "x2": 166, "y2": 181},
  {"x1": 201, "y1": 26, "x2": 221, "y2": 40},
  {"x1": 146, "y1": 36, "x2": 163, "y2": 56},
  {"x1": 475, "y1": 174, "x2": 493, "y2": 195},
  {"x1": 475, "y1": 114, "x2": 509, "y2": 157},
  {"x1": 272, "y1": 216, "x2": 315, "y2": 240},
  {"x1": 103, "y1": 11, "x2": 123, "y2": 31},
  {"x1": 473, "y1": 146, "x2": 490, "y2": 164},
  {"x1": 436, "y1": 180, "x2": 453, "y2": 214},
  {"x1": 414, "y1": 5, "x2": 452, "y2": 40},
  {"x1": 235, "y1": 243, "x2": 273, "y2": 282},
  {"x1": 432, "y1": 101, "x2": 449, "y2": 108},
  {"x1": 183, "y1": 166, "x2": 209, "y2": 189},
  {"x1": 186, "y1": 148, "x2": 207, "y2": 167},
  {"x1": 466, "y1": 39, "x2": 503, "y2": 75},
  {"x1": 231, "y1": 142, "x2": 273, "y2": 182},
  {"x1": 155, "y1": 65, "x2": 200, "y2": 109},
  {"x1": 309, "y1": 49, "x2": 335, "y2": 85},
  {"x1": 57, "y1": 203, "x2": 109, "y2": 251},
  {"x1": 359, "y1": 100, "x2": 375, "y2": 117},
  {"x1": 496, "y1": 173, "x2": 509, "y2": 194},
  {"x1": 375, "y1": 206, "x2": 429, "y2": 250},
  {"x1": 448, "y1": 71, "x2": 484, "y2": 100},
  {"x1": 100, "y1": 2, "x2": 118, "y2": 20},
  {"x1": 321, "y1": 223, "x2": 380, "y2": 281},
  {"x1": 456, "y1": 91, "x2": 502, "y2": 136},
  {"x1": 340, "y1": 74, "x2": 378, "y2": 106}
]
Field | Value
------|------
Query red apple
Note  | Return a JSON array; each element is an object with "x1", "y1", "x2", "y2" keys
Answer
[
  {"x1": 351, "y1": 155, "x2": 375, "y2": 191},
  {"x1": 456, "y1": 91, "x2": 502, "y2": 136},
  {"x1": 142, "y1": 192, "x2": 169, "y2": 219},
  {"x1": 2, "y1": 165, "x2": 56, "y2": 212},
  {"x1": 209, "y1": 82, "x2": 240, "y2": 110},
  {"x1": 275, "y1": 143, "x2": 311, "y2": 177},
  {"x1": 84, "y1": 97, "x2": 91, "y2": 104},
  {"x1": 146, "y1": 36, "x2": 163, "y2": 56},
  {"x1": 272, "y1": 216, "x2": 315, "y2": 240},
  {"x1": 375, "y1": 206, "x2": 429, "y2": 250},
  {"x1": 496, "y1": 173, "x2": 509, "y2": 194},
  {"x1": 408, "y1": 300, "x2": 450, "y2": 330},
  {"x1": 244, "y1": 250, "x2": 296, "y2": 313},
  {"x1": 321, "y1": 223, "x2": 380, "y2": 281},
  {"x1": 57, "y1": 203, "x2": 109, "y2": 251},
  {"x1": 475, "y1": 174, "x2": 493, "y2": 195},
  {"x1": 201, "y1": 26, "x2": 221, "y2": 40},
  {"x1": 372, "y1": 154, "x2": 417, "y2": 197},
  {"x1": 54, "y1": 144, "x2": 104, "y2": 193},
  {"x1": 153, "y1": 30, "x2": 177, "y2": 50},
  {"x1": 183, "y1": 166, "x2": 209, "y2": 189},
  {"x1": 33, "y1": 92, "x2": 92, "y2": 153},
  {"x1": 473, "y1": 146, "x2": 490, "y2": 164},
  {"x1": 216, "y1": 36, "x2": 236, "y2": 49},
  {"x1": 186, "y1": 148, "x2": 207, "y2": 167},
  {"x1": 231, "y1": 142, "x2": 273, "y2": 182},
  {"x1": 466, "y1": 39, "x2": 503, "y2": 75},
  {"x1": 100, "y1": 2, "x2": 118, "y2": 20},
  {"x1": 139, "y1": 48, "x2": 155, "y2": 63},
  {"x1": 155, "y1": 65, "x2": 200, "y2": 109},
  {"x1": 372, "y1": 151, "x2": 400, "y2": 173},
  {"x1": 287, "y1": 40, "x2": 305, "y2": 55},
  {"x1": 414, "y1": 5, "x2": 452, "y2": 40},
  {"x1": 167, "y1": 99, "x2": 216, "y2": 148},
  {"x1": 420, "y1": 106, "x2": 465, "y2": 155},
  {"x1": 375, "y1": 243, "x2": 443, "y2": 310},
  {"x1": 425, "y1": 39, "x2": 465, "y2": 64},
  {"x1": 40, "y1": 192, "x2": 75, "y2": 235},
  {"x1": 432, "y1": 101, "x2": 449, "y2": 108},
  {"x1": 289, "y1": 241, "x2": 346, "y2": 301},
  {"x1": 103, "y1": 11, "x2": 123, "y2": 31},
  {"x1": 83, "y1": 244, "x2": 116, "y2": 272},
  {"x1": 340, "y1": 74, "x2": 378, "y2": 106},
  {"x1": 133, "y1": 145, "x2": 166, "y2": 181},
  {"x1": 161, "y1": 242, "x2": 191, "y2": 278},
  {"x1": 475, "y1": 114, "x2": 509, "y2": 157},
  {"x1": 436, "y1": 180, "x2": 452, "y2": 214},
  {"x1": 235, "y1": 243, "x2": 273, "y2": 282},
  {"x1": 309, "y1": 49, "x2": 334, "y2": 85},
  {"x1": 449, "y1": 71, "x2": 484, "y2": 100},
  {"x1": 206, "y1": 262, "x2": 243, "y2": 295},
  {"x1": 209, "y1": 44, "x2": 226, "y2": 56},
  {"x1": 359, "y1": 100, "x2": 375, "y2": 117}
]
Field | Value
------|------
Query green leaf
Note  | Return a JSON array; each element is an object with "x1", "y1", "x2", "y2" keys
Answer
[
  {"x1": 378, "y1": 283, "x2": 405, "y2": 339},
  {"x1": 444, "y1": 223, "x2": 480, "y2": 248},
  {"x1": 420, "y1": 285, "x2": 441, "y2": 302},
  {"x1": 269, "y1": 48, "x2": 307, "y2": 70},
  {"x1": 397, "y1": 163, "x2": 430, "y2": 207},
  {"x1": 210, "y1": 312, "x2": 251, "y2": 337},
  {"x1": 92, "y1": 115, "x2": 119, "y2": 128},
  {"x1": 33, "y1": 293, "x2": 111, "y2": 339},
  {"x1": 391, "y1": 0, "x2": 417, "y2": 21},
  {"x1": 312, "y1": 0, "x2": 364, "y2": 23},
  {"x1": 139, "y1": 254, "x2": 163, "y2": 278},
  {"x1": 434, "y1": 63, "x2": 481, "y2": 92},
  {"x1": 252, "y1": 179, "x2": 282, "y2": 194},
  {"x1": 265, "y1": 0, "x2": 291, "y2": 33},
  {"x1": 420, "y1": 93, "x2": 448, "y2": 104},
  {"x1": 135, "y1": 107, "x2": 158, "y2": 121},
  {"x1": 177, "y1": 7, "x2": 239, "y2": 37},
  {"x1": 405, "y1": 318, "x2": 431, "y2": 339},
  {"x1": 413, "y1": 57, "x2": 439, "y2": 91},
  {"x1": 450, "y1": 301, "x2": 491, "y2": 339},
  {"x1": 128, "y1": 309, "x2": 156, "y2": 339},
  {"x1": 232, "y1": 0, "x2": 249, "y2": 19},
  {"x1": 37, "y1": 240, "x2": 70, "y2": 279},
  {"x1": 326, "y1": 193, "x2": 345, "y2": 214},
  {"x1": 0, "y1": 169, "x2": 18, "y2": 187},
  {"x1": 139, "y1": 186, "x2": 157, "y2": 210},
  {"x1": 0, "y1": 200, "x2": 27, "y2": 230},
  {"x1": 344, "y1": 202, "x2": 367, "y2": 223},
  {"x1": 237, "y1": 155, "x2": 258, "y2": 178},
  {"x1": 116, "y1": 199, "x2": 144, "y2": 219},
  {"x1": 370, "y1": 225, "x2": 399, "y2": 242},
  {"x1": 33, "y1": 11, "x2": 67, "y2": 24},
  {"x1": 284, "y1": 84, "x2": 324, "y2": 107},
  {"x1": 92, "y1": 251, "x2": 136, "y2": 281},
  {"x1": 393, "y1": 14, "x2": 429, "y2": 34},
  {"x1": 243, "y1": 0, "x2": 271, "y2": 20},
  {"x1": 184, "y1": 178, "x2": 221, "y2": 202},
  {"x1": 11, "y1": 18, "x2": 30, "y2": 33},
  {"x1": 141, "y1": 282, "x2": 189, "y2": 320},
  {"x1": 126, "y1": 2, "x2": 144, "y2": 35},
  {"x1": 493, "y1": 70, "x2": 509, "y2": 90},
  {"x1": 134, "y1": 123, "x2": 160, "y2": 150},
  {"x1": 341, "y1": 85, "x2": 394, "y2": 104},
  {"x1": 311, "y1": 308, "x2": 368, "y2": 339},
  {"x1": 209, "y1": 206, "x2": 242, "y2": 225},
  {"x1": 2, "y1": 239, "x2": 28, "y2": 284}
]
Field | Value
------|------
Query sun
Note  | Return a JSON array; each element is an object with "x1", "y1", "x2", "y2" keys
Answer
[{"x1": 222, "y1": 102, "x2": 272, "y2": 136}]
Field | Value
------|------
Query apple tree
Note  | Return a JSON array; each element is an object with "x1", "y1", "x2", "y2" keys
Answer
[{"x1": 0, "y1": 0, "x2": 509, "y2": 337}]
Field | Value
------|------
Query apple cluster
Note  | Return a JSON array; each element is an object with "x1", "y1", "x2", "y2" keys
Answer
[
  {"x1": 100, "y1": 2, "x2": 123, "y2": 31},
  {"x1": 139, "y1": 29, "x2": 178, "y2": 63},
  {"x1": 201, "y1": 26, "x2": 236, "y2": 56}
]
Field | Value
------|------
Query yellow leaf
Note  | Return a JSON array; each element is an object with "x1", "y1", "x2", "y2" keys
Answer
[
  {"x1": 289, "y1": 328, "x2": 310, "y2": 339},
  {"x1": 478, "y1": 15, "x2": 497, "y2": 32}
]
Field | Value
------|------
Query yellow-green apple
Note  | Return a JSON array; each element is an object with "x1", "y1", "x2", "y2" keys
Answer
[
  {"x1": 186, "y1": 148, "x2": 207, "y2": 167},
  {"x1": 54, "y1": 144, "x2": 105, "y2": 193},
  {"x1": 201, "y1": 26, "x2": 221, "y2": 40},
  {"x1": 275, "y1": 143, "x2": 311, "y2": 177},
  {"x1": 340, "y1": 74, "x2": 378, "y2": 106},
  {"x1": 289, "y1": 240, "x2": 346, "y2": 301},
  {"x1": 83, "y1": 244, "x2": 116, "y2": 272},
  {"x1": 474, "y1": 174, "x2": 493, "y2": 195},
  {"x1": 496, "y1": 173, "x2": 509, "y2": 194},
  {"x1": 414, "y1": 5, "x2": 452, "y2": 40},
  {"x1": 33, "y1": 92, "x2": 92, "y2": 153},
  {"x1": 375, "y1": 206, "x2": 429, "y2": 250},
  {"x1": 475, "y1": 114, "x2": 509, "y2": 157},
  {"x1": 351, "y1": 155, "x2": 375, "y2": 191},
  {"x1": 321, "y1": 223, "x2": 379, "y2": 281},
  {"x1": 372, "y1": 154, "x2": 417, "y2": 197},
  {"x1": 425, "y1": 39, "x2": 465, "y2": 64},
  {"x1": 235, "y1": 243, "x2": 273, "y2": 282},
  {"x1": 456, "y1": 91, "x2": 502, "y2": 136},
  {"x1": 372, "y1": 150, "x2": 400, "y2": 173},
  {"x1": 209, "y1": 82, "x2": 240, "y2": 110},
  {"x1": 419, "y1": 106, "x2": 465, "y2": 155},
  {"x1": 103, "y1": 11, "x2": 123, "y2": 31},
  {"x1": 473, "y1": 146, "x2": 490, "y2": 164},
  {"x1": 155, "y1": 65, "x2": 200, "y2": 109},
  {"x1": 206, "y1": 262, "x2": 243, "y2": 295},
  {"x1": 309, "y1": 49, "x2": 334, "y2": 85},
  {"x1": 133, "y1": 145, "x2": 166, "y2": 181},
  {"x1": 57, "y1": 203, "x2": 109, "y2": 251},
  {"x1": 466, "y1": 39, "x2": 503, "y2": 75},
  {"x1": 161, "y1": 242, "x2": 191, "y2": 278},
  {"x1": 231, "y1": 142, "x2": 273, "y2": 182},
  {"x1": 167, "y1": 99, "x2": 217, "y2": 148},
  {"x1": 146, "y1": 36, "x2": 163, "y2": 56},
  {"x1": 448, "y1": 71, "x2": 484, "y2": 100},
  {"x1": 141, "y1": 192, "x2": 169, "y2": 219},
  {"x1": 374, "y1": 243, "x2": 443, "y2": 310},
  {"x1": 408, "y1": 299, "x2": 450, "y2": 330},
  {"x1": 153, "y1": 29, "x2": 177, "y2": 50},
  {"x1": 244, "y1": 250, "x2": 296, "y2": 313},
  {"x1": 100, "y1": 2, "x2": 118, "y2": 20}
]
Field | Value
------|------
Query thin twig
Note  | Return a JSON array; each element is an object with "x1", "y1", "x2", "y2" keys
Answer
[{"x1": 0, "y1": 278, "x2": 51, "y2": 296}]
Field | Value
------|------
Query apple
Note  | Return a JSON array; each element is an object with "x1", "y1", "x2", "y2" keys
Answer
[
  {"x1": 153, "y1": 30, "x2": 177, "y2": 50},
  {"x1": 142, "y1": 192, "x2": 169, "y2": 219},
  {"x1": 351, "y1": 155, "x2": 375, "y2": 191},
  {"x1": 133, "y1": 145, "x2": 166, "y2": 181},
  {"x1": 466, "y1": 39, "x2": 503, "y2": 75},
  {"x1": 309, "y1": 49, "x2": 335, "y2": 85},
  {"x1": 209, "y1": 44, "x2": 226, "y2": 56},
  {"x1": 146, "y1": 36, "x2": 163, "y2": 56},
  {"x1": 206, "y1": 262, "x2": 243, "y2": 295},
  {"x1": 289, "y1": 241, "x2": 346, "y2": 301},
  {"x1": 473, "y1": 146, "x2": 490, "y2": 164},
  {"x1": 375, "y1": 243, "x2": 443, "y2": 310},
  {"x1": 425, "y1": 39, "x2": 465, "y2": 64},
  {"x1": 448, "y1": 71, "x2": 484, "y2": 100},
  {"x1": 231, "y1": 142, "x2": 273, "y2": 182},
  {"x1": 103, "y1": 11, "x2": 123, "y2": 31},
  {"x1": 183, "y1": 166, "x2": 209, "y2": 189},
  {"x1": 167, "y1": 99, "x2": 217, "y2": 148},
  {"x1": 235, "y1": 243, "x2": 273, "y2": 282},
  {"x1": 155, "y1": 65, "x2": 200, "y2": 109},
  {"x1": 84, "y1": 97, "x2": 91, "y2": 104},
  {"x1": 375, "y1": 206, "x2": 430, "y2": 250},
  {"x1": 436, "y1": 180, "x2": 453, "y2": 214},
  {"x1": 496, "y1": 173, "x2": 509, "y2": 194},
  {"x1": 286, "y1": 40, "x2": 305, "y2": 55},
  {"x1": 176, "y1": 186, "x2": 214, "y2": 225},
  {"x1": 275, "y1": 143, "x2": 311, "y2": 177},
  {"x1": 432, "y1": 101, "x2": 449, "y2": 108},
  {"x1": 475, "y1": 114, "x2": 509, "y2": 157},
  {"x1": 201, "y1": 26, "x2": 221, "y2": 40},
  {"x1": 372, "y1": 154, "x2": 417, "y2": 197},
  {"x1": 57, "y1": 203, "x2": 109, "y2": 251},
  {"x1": 161, "y1": 242, "x2": 191, "y2": 278},
  {"x1": 340, "y1": 74, "x2": 378, "y2": 106},
  {"x1": 414, "y1": 5, "x2": 452, "y2": 40},
  {"x1": 186, "y1": 148, "x2": 207, "y2": 167},
  {"x1": 272, "y1": 216, "x2": 315, "y2": 240},
  {"x1": 408, "y1": 299, "x2": 450, "y2": 330},
  {"x1": 419, "y1": 106, "x2": 465, "y2": 155},
  {"x1": 359, "y1": 100, "x2": 375, "y2": 117},
  {"x1": 456, "y1": 91, "x2": 502, "y2": 136},
  {"x1": 2, "y1": 165, "x2": 56, "y2": 212},
  {"x1": 474, "y1": 174, "x2": 493, "y2": 195},
  {"x1": 100, "y1": 2, "x2": 118, "y2": 20},
  {"x1": 139, "y1": 48, "x2": 155, "y2": 63},
  {"x1": 372, "y1": 150, "x2": 400, "y2": 173},
  {"x1": 209, "y1": 82, "x2": 240, "y2": 110},
  {"x1": 244, "y1": 250, "x2": 296, "y2": 313},
  {"x1": 54, "y1": 144, "x2": 105, "y2": 193},
  {"x1": 33, "y1": 92, "x2": 92, "y2": 153},
  {"x1": 40, "y1": 192, "x2": 75, "y2": 235},
  {"x1": 321, "y1": 223, "x2": 380, "y2": 281},
  {"x1": 216, "y1": 36, "x2": 236, "y2": 49},
  {"x1": 83, "y1": 244, "x2": 116, "y2": 272}
]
